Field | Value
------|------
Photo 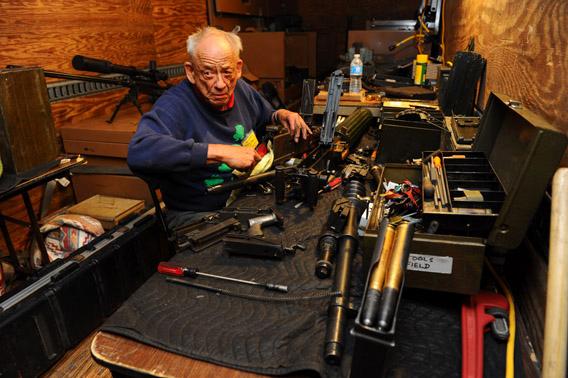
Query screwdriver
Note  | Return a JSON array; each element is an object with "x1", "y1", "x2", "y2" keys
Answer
[
  {"x1": 422, "y1": 165, "x2": 435, "y2": 200},
  {"x1": 318, "y1": 177, "x2": 342, "y2": 194},
  {"x1": 433, "y1": 156, "x2": 449, "y2": 208},
  {"x1": 157, "y1": 262, "x2": 288, "y2": 293}
]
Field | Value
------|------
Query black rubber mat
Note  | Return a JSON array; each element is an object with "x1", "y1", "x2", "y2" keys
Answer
[
  {"x1": 102, "y1": 190, "x2": 355, "y2": 377},
  {"x1": 383, "y1": 289, "x2": 462, "y2": 378}
]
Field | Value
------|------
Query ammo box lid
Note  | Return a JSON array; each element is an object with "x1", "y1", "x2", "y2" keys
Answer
[{"x1": 473, "y1": 92, "x2": 568, "y2": 248}]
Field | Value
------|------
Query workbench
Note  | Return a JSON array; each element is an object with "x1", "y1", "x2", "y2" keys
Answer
[
  {"x1": 87, "y1": 158, "x2": 467, "y2": 377},
  {"x1": 92, "y1": 332, "x2": 266, "y2": 377}
]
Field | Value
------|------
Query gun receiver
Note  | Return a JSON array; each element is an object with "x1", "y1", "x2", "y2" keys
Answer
[
  {"x1": 174, "y1": 207, "x2": 283, "y2": 252},
  {"x1": 274, "y1": 166, "x2": 328, "y2": 209}
]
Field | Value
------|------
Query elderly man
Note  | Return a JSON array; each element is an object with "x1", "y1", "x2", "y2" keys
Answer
[{"x1": 127, "y1": 27, "x2": 311, "y2": 228}]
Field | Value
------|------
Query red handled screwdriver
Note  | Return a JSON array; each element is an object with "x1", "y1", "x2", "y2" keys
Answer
[{"x1": 157, "y1": 262, "x2": 288, "y2": 293}]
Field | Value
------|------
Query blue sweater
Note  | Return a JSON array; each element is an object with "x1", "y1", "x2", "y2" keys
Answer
[{"x1": 127, "y1": 79, "x2": 274, "y2": 211}]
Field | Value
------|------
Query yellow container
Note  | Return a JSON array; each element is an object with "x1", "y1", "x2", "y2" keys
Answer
[{"x1": 414, "y1": 54, "x2": 429, "y2": 85}]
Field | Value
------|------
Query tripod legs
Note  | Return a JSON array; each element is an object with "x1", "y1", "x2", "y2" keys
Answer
[{"x1": 106, "y1": 88, "x2": 143, "y2": 124}]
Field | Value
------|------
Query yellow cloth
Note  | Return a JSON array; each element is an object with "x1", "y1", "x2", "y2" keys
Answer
[{"x1": 226, "y1": 142, "x2": 274, "y2": 206}]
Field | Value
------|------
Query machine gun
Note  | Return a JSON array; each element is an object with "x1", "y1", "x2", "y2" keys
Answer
[{"x1": 42, "y1": 55, "x2": 170, "y2": 123}]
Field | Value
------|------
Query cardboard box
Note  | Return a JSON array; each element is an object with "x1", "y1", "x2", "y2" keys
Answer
[{"x1": 68, "y1": 195, "x2": 144, "y2": 230}]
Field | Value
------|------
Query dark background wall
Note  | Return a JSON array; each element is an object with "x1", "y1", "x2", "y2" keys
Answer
[{"x1": 296, "y1": 0, "x2": 420, "y2": 76}]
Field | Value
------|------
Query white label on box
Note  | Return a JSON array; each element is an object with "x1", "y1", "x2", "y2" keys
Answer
[{"x1": 407, "y1": 254, "x2": 453, "y2": 274}]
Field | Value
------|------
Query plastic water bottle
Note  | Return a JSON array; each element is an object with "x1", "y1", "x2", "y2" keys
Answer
[{"x1": 349, "y1": 53, "x2": 363, "y2": 93}]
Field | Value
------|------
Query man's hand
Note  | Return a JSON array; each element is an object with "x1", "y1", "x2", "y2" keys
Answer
[
  {"x1": 274, "y1": 109, "x2": 312, "y2": 143},
  {"x1": 207, "y1": 144, "x2": 261, "y2": 170}
]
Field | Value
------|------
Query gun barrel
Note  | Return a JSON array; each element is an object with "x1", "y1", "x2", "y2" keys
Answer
[
  {"x1": 324, "y1": 202, "x2": 359, "y2": 364},
  {"x1": 72, "y1": 55, "x2": 168, "y2": 81},
  {"x1": 43, "y1": 70, "x2": 129, "y2": 86},
  {"x1": 207, "y1": 170, "x2": 276, "y2": 194}
]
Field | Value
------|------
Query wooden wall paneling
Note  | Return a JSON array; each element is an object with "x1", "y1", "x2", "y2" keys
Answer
[
  {"x1": 298, "y1": 0, "x2": 348, "y2": 72},
  {"x1": 0, "y1": 0, "x2": 157, "y2": 73},
  {"x1": 281, "y1": 32, "x2": 316, "y2": 78},
  {"x1": 151, "y1": 0, "x2": 208, "y2": 66},
  {"x1": 50, "y1": 89, "x2": 132, "y2": 127},
  {"x1": 306, "y1": 32, "x2": 317, "y2": 78},
  {"x1": 443, "y1": 0, "x2": 568, "y2": 366},
  {"x1": 444, "y1": 0, "x2": 568, "y2": 144}
]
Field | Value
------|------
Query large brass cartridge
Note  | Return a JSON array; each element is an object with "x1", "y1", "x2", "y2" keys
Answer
[{"x1": 360, "y1": 223, "x2": 396, "y2": 327}]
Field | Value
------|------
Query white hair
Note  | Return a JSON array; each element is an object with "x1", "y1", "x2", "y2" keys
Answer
[{"x1": 186, "y1": 27, "x2": 242, "y2": 59}]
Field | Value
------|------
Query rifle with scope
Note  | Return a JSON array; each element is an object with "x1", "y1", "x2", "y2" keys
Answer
[{"x1": 41, "y1": 55, "x2": 171, "y2": 123}]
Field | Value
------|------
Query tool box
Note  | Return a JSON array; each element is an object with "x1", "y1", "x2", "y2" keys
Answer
[
  {"x1": 423, "y1": 92, "x2": 567, "y2": 249},
  {"x1": 422, "y1": 150, "x2": 505, "y2": 237},
  {"x1": 376, "y1": 105, "x2": 445, "y2": 164},
  {"x1": 363, "y1": 93, "x2": 567, "y2": 297},
  {"x1": 362, "y1": 164, "x2": 486, "y2": 295},
  {"x1": 0, "y1": 211, "x2": 169, "y2": 377}
]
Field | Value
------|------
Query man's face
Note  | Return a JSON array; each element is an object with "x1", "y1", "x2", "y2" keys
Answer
[{"x1": 184, "y1": 37, "x2": 242, "y2": 109}]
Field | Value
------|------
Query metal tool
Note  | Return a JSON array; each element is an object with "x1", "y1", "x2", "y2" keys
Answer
[
  {"x1": 433, "y1": 156, "x2": 451, "y2": 210},
  {"x1": 320, "y1": 70, "x2": 344, "y2": 145},
  {"x1": 422, "y1": 164, "x2": 435, "y2": 200},
  {"x1": 274, "y1": 166, "x2": 328, "y2": 209},
  {"x1": 300, "y1": 79, "x2": 316, "y2": 126},
  {"x1": 157, "y1": 262, "x2": 288, "y2": 293},
  {"x1": 462, "y1": 291, "x2": 509, "y2": 378}
]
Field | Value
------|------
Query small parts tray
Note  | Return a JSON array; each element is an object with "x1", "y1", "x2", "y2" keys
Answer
[{"x1": 422, "y1": 151, "x2": 506, "y2": 236}]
